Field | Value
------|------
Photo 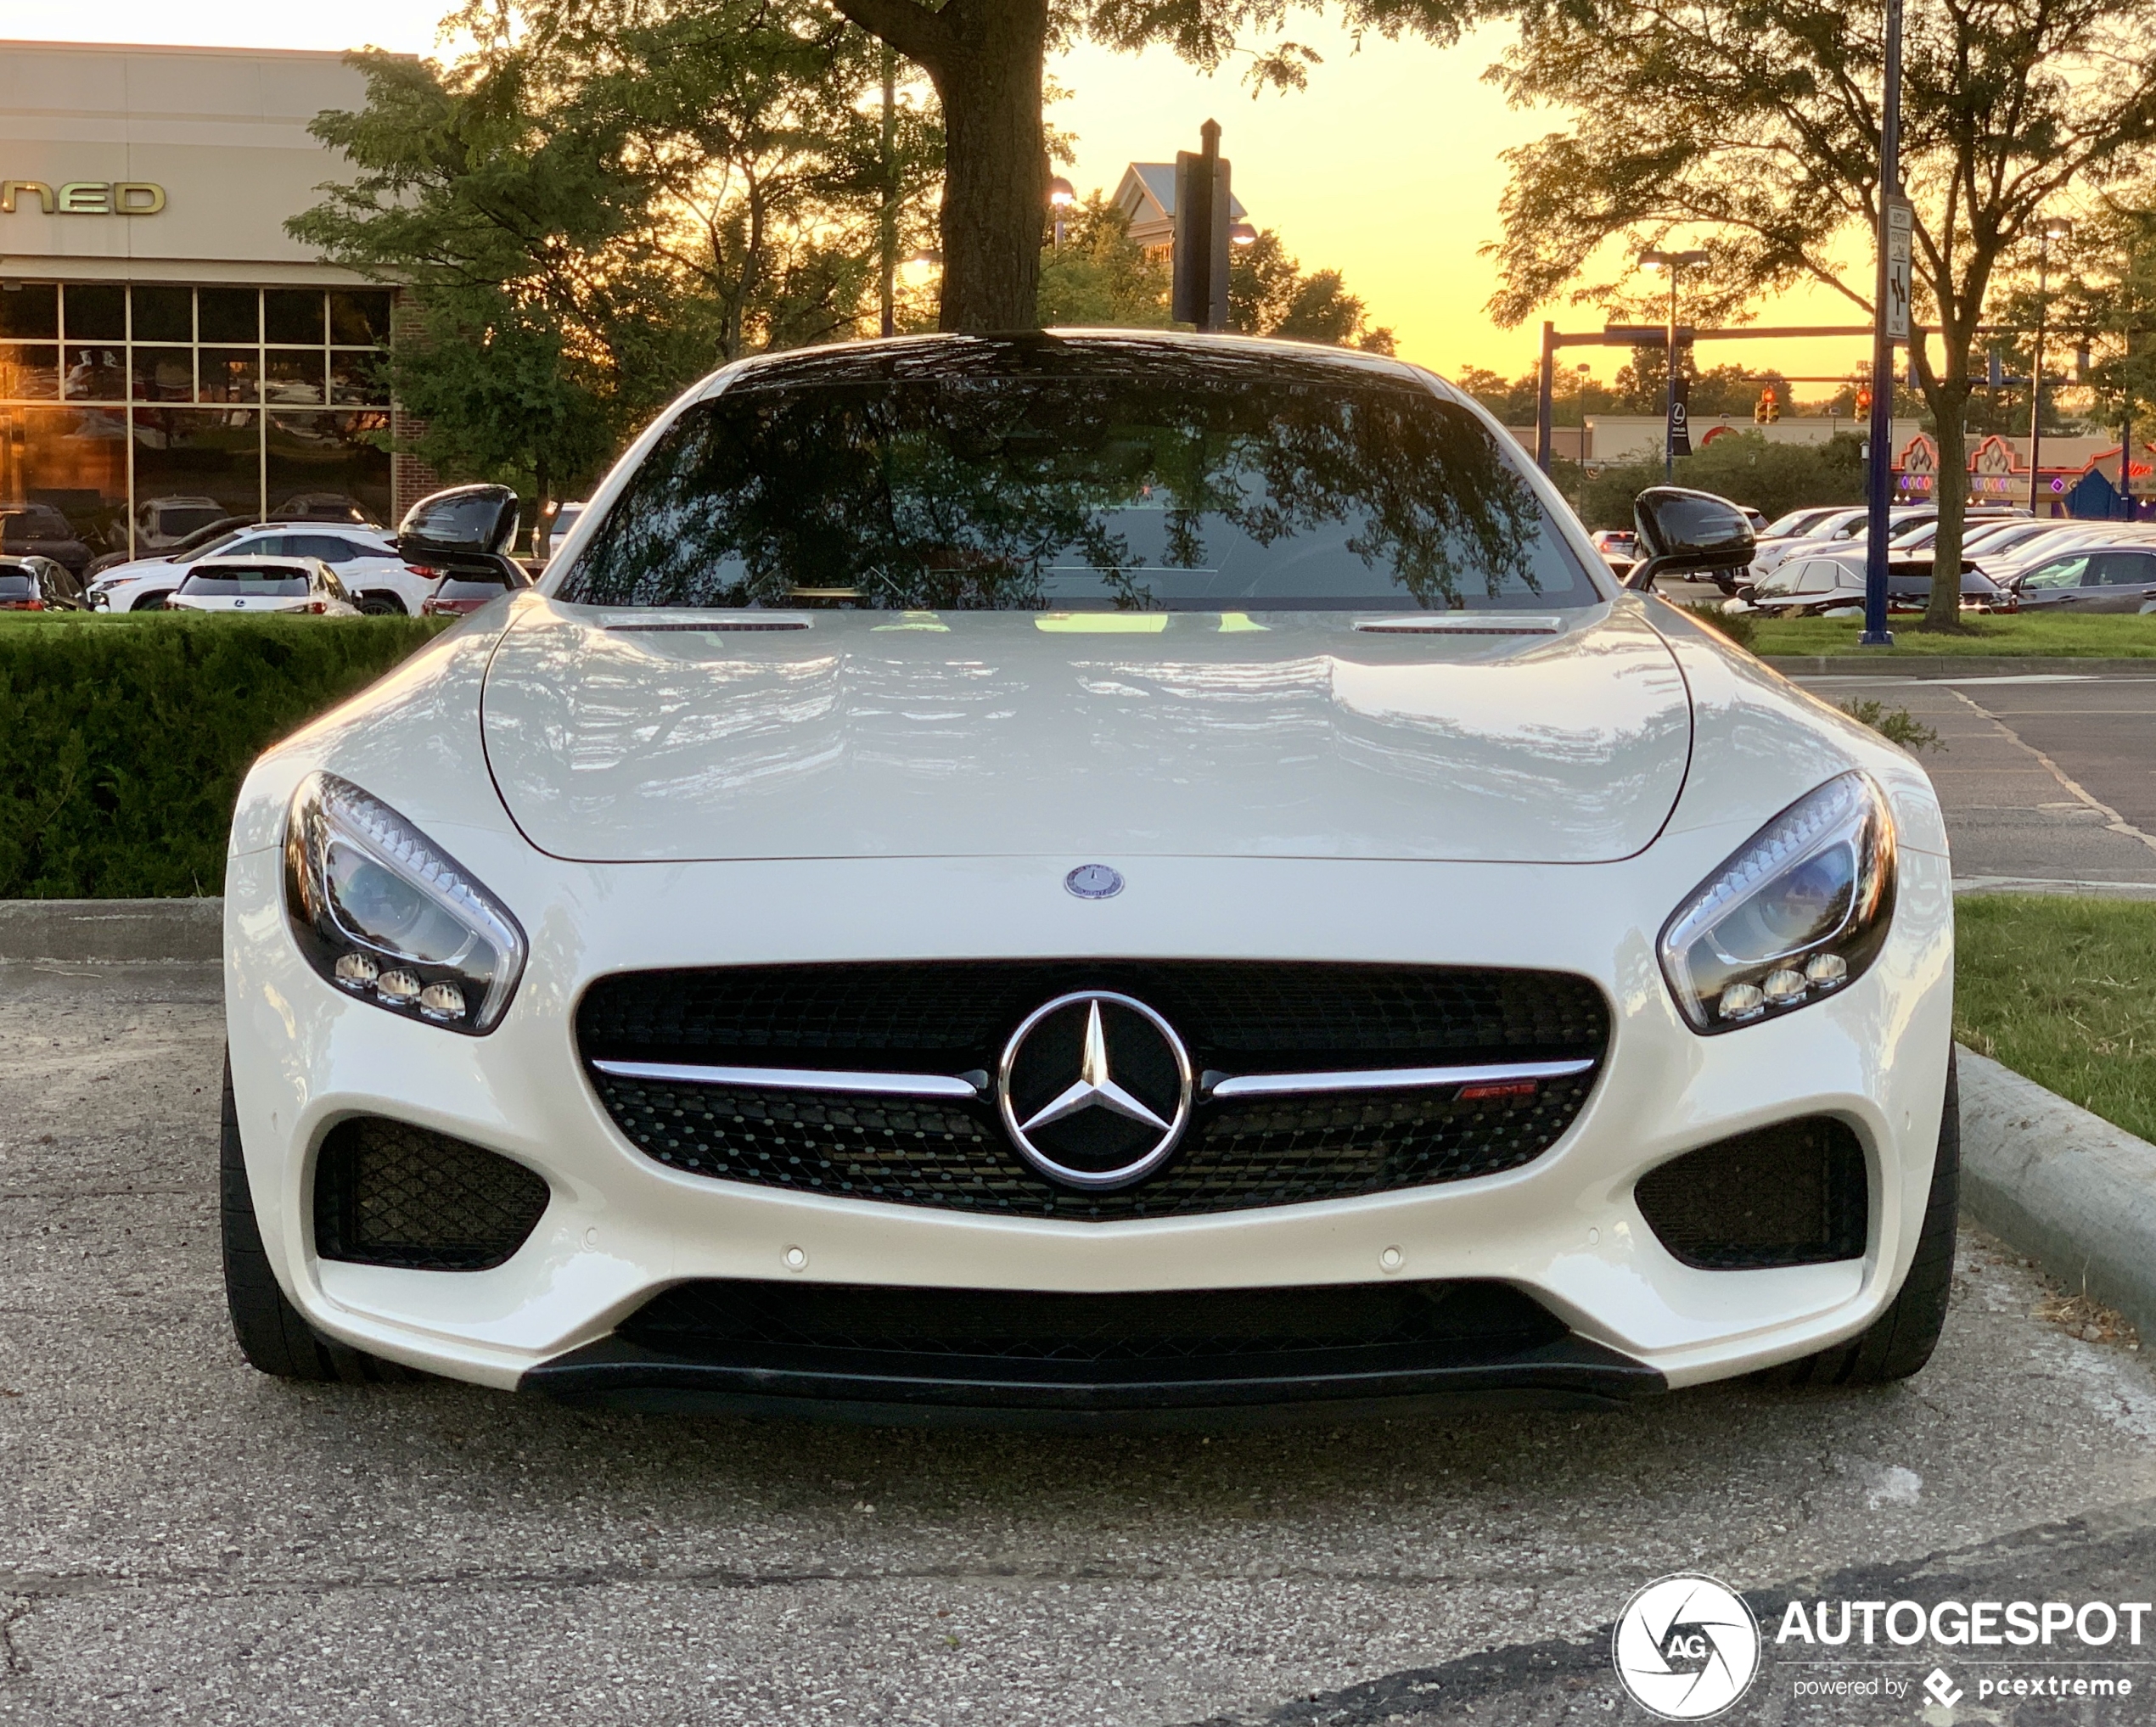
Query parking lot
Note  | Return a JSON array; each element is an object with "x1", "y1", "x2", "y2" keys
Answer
[{"x1": 7, "y1": 672, "x2": 2156, "y2": 1725}]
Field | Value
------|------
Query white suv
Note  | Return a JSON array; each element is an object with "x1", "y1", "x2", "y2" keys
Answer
[{"x1": 87, "y1": 523, "x2": 437, "y2": 615}]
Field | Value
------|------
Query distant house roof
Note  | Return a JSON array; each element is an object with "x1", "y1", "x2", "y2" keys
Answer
[{"x1": 1113, "y1": 161, "x2": 1249, "y2": 250}]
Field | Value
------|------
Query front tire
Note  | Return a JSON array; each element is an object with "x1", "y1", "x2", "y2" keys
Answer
[
  {"x1": 1761, "y1": 1051, "x2": 1959, "y2": 1388},
  {"x1": 355, "y1": 594, "x2": 404, "y2": 616},
  {"x1": 220, "y1": 1055, "x2": 401, "y2": 1383}
]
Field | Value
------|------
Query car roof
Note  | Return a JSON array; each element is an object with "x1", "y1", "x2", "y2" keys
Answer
[{"x1": 189, "y1": 555, "x2": 324, "y2": 571}]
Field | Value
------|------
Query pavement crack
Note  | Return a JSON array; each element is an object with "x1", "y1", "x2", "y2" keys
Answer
[{"x1": 0, "y1": 1595, "x2": 31, "y2": 1681}]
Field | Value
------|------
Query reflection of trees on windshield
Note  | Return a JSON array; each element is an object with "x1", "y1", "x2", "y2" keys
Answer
[{"x1": 561, "y1": 338, "x2": 1584, "y2": 612}]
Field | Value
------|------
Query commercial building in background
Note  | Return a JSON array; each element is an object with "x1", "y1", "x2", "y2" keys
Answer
[{"x1": 0, "y1": 41, "x2": 402, "y2": 562}]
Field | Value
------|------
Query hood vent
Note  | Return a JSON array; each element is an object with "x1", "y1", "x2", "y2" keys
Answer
[
  {"x1": 1355, "y1": 615, "x2": 1563, "y2": 636},
  {"x1": 606, "y1": 619, "x2": 811, "y2": 633}
]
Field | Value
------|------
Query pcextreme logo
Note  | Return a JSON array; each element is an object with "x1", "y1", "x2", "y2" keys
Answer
[{"x1": 1612, "y1": 1574, "x2": 1761, "y2": 1719}]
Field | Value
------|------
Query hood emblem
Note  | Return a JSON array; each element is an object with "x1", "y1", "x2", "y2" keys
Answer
[
  {"x1": 1064, "y1": 863, "x2": 1124, "y2": 900},
  {"x1": 997, "y1": 991, "x2": 1193, "y2": 1190}
]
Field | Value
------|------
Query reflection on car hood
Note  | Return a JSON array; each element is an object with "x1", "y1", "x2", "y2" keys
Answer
[{"x1": 480, "y1": 601, "x2": 1693, "y2": 864}]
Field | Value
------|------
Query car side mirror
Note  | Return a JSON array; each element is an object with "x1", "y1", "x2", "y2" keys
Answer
[
  {"x1": 396, "y1": 484, "x2": 521, "y2": 560},
  {"x1": 1625, "y1": 486, "x2": 1757, "y2": 590}
]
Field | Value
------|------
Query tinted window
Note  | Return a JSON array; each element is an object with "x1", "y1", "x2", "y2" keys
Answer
[
  {"x1": 179, "y1": 565, "x2": 311, "y2": 597},
  {"x1": 561, "y1": 347, "x2": 1597, "y2": 612},
  {"x1": 2020, "y1": 556, "x2": 2092, "y2": 591},
  {"x1": 437, "y1": 575, "x2": 513, "y2": 600},
  {"x1": 2096, "y1": 552, "x2": 2156, "y2": 586},
  {"x1": 289, "y1": 534, "x2": 364, "y2": 563},
  {"x1": 0, "y1": 572, "x2": 36, "y2": 597}
]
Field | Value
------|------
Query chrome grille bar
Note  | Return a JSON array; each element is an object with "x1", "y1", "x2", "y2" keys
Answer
[
  {"x1": 1204, "y1": 1057, "x2": 1595, "y2": 1101},
  {"x1": 591, "y1": 1059, "x2": 984, "y2": 1099}
]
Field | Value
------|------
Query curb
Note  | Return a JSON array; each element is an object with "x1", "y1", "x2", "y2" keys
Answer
[
  {"x1": 1958, "y1": 1045, "x2": 2156, "y2": 1343},
  {"x1": 1764, "y1": 655, "x2": 2156, "y2": 677},
  {"x1": 0, "y1": 897, "x2": 223, "y2": 965}
]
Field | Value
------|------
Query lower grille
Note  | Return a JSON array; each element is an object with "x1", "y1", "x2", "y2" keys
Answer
[
  {"x1": 590, "y1": 1068, "x2": 1598, "y2": 1220},
  {"x1": 313, "y1": 1116, "x2": 550, "y2": 1270},
  {"x1": 1634, "y1": 1118, "x2": 1868, "y2": 1270},
  {"x1": 620, "y1": 1277, "x2": 1567, "y2": 1364}
]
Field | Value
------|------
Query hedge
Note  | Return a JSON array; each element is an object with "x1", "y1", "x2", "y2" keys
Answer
[{"x1": 1, "y1": 616, "x2": 449, "y2": 899}]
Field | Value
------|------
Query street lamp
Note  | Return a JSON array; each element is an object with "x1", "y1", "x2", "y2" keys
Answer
[
  {"x1": 2028, "y1": 215, "x2": 2075, "y2": 513},
  {"x1": 1228, "y1": 221, "x2": 1258, "y2": 248},
  {"x1": 1047, "y1": 176, "x2": 1075, "y2": 250},
  {"x1": 1639, "y1": 249, "x2": 1710, "y2": 480}
]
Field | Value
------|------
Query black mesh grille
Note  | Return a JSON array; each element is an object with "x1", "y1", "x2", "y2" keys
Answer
[
  {"x1": 313, "y1": 1117, "x2": 551, "y2": 1270},
  {"x1": 578, "y1": 961, "x2": 1608, "y2": 1074},
  {"x1": 1634, "y1": 1118, "x2": 1868, "y2": 1270},
  {"x1": 580, "y1": 962, "x2": 1607, "y2": 1220},
  {"x1": 619, "y1": 1277, "x2": 1568, "y2": 1365}
]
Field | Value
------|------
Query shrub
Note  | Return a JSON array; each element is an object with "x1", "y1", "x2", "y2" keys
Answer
[
  {"x1": 1682, "y1": 602, "x2": 1756, "y2": 652},
  {"x1": 1839, "y1": 697, "x2": 1944, "y2": 754},
  {"x1": 0, "y1": 616, "x2": 448, "y2": 898},
  {"x1": 1581, "y1": 430, "x2": 1868, "y2": 530}
]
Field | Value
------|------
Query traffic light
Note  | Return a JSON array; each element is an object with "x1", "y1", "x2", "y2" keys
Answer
[
  {"x1": 1754, "y1": 385, "x2": 1780, "y2": 424},
  {"x1": 1855, "y1": 384, "x2": 1873, "y2": 416}
]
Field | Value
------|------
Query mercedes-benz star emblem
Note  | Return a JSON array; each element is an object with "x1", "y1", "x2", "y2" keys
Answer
[
  {"x1": 1064, "y1": 864, "x2": 1124, "y2": 900},
  {"x1": 997, "y1": 990, "x2": 1193, "y2": 1189}
]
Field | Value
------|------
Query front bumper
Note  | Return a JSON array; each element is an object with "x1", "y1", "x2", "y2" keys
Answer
[{"x1": 224, "y1": 838, "x2": 1956, "y2": 1410}]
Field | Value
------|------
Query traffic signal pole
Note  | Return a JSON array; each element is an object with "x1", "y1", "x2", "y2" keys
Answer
[{"x1": 1861, "y1": 0, "x2": 1906, "y2": 647}]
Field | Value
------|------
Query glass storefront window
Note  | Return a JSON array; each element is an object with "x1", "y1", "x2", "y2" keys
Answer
[
  {"x1": 132, "y1": 347, "x2": 193, "y2": 403},
  {"x1": 0, "y1": 286, "x2": 58, "y2": 340},
  {"x1": 199, "y1": 289, "x2": 258, "y2": 344},
  {"x1": 133, "y1": 408, "x2": 264, "y2": 541},
  {"x1": 267, "y1": 409, "x2": 391, "y2": 527},
  {"x1": 265, "y1": 289, "x2": 324, "y2": 345},
  {"x1": 200, "y1": 350, "x2": 261, "y2": 404},
  {"x1": 132, "y1": 286, "x2": 192, "y2": 344},
  {"x1": 0, "y1": 285, "x2": 391, "y2": 551},
  {"x1": 0, "y1": 346, "x2": 59, "y2": 401},
  {"x1": 266, "y1": 350, "x2": 325, "y2": 406},
  {"x1": 65, "y1": 346, "x2": 126, "y2": 401},
  {"x1": 0, "y1": 405, "x2": 129, "y2": 557},
  {"x1": 64, "y1": 284, "x2": 125, "y2": 341}
]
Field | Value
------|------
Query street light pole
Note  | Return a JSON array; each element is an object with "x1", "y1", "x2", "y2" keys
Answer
[
  {"x1": 1861, "y1": 0, "x2": 1905, "y2": 648},
  {"x1": 2028, "y1": 217, "x2": 2074, "y2": 514},
  {"x1": 878, "y1": 44, "x2": 896, "y2": 339},
  {"x1": 1639, "y1": 249, "x2": 1710, "y2": 481}
]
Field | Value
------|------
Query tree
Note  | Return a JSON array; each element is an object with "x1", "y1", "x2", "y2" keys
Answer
[
  {"x1": 1227, "y1": 227, "x2": 1395, "y2": 350},
  {"x1": 295, "y1": 7, "x2": 940, "y2": 542},
  {"x1": 1036, "y1": 193, "x2": 1171, "y2": 327},
  {"x1": 823, "y1": 0, "x2": 1473, "y2": 331},
  {"x1": 1486, "y1": 0, "x2": 2156, "y2": 627},
  {"x1": 2007, "y1": 196, "x2": 2156, "y2": 445},
  {"x1": 1580, "y1": 432, "x2": 1868, "y2": 530}
]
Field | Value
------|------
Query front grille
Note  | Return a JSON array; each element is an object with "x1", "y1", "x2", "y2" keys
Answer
[
  {"x1": 580, "y1": 962, "x2": 1607, "y2": 1219},
  {"x1": 1634, "y1": 1118, "x2": 1868, "y2": 1270},
  {"x1": 313, "y1": 1116, "x2": 551, "y2": 1270},
  {"x1": 618, "y1": 1277, "x2": 1568, "y2": 1365}
]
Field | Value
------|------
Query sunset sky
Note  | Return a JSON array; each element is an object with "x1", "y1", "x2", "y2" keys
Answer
[{"x1": 2, "y1": 2, "x2": 1878, "y2": 393}]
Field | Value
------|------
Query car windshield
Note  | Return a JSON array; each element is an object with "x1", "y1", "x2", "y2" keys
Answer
[
  {"x1": 1760, "y1": 508, "x2": 1828, "y2": 540},
  {"x1": 557, "y1": 344, "x2": 1600, "y2": 612},
  {"x1": 180, "y1": 566, "x2": 310, "y2": 597}
]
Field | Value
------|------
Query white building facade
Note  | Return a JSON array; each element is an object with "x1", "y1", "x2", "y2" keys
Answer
[{"x1": 0, "y1": 41, "x2": 399, "y2": 558}]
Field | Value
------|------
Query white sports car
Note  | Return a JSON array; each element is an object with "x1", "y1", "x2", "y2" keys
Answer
[{"x1": 222, "y1": 332, "x2": 1956, "y2": 1426}]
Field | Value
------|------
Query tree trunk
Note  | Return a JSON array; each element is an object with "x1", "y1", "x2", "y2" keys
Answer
[
  {"x1": 1922, "y1": 375, "x2": 1973, "y2": 631},
  {"x1": 923, "y1": 0, "x2": 1047, "y2": 331}
]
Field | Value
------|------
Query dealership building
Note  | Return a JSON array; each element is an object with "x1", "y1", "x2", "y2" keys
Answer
[{"x1": 0, "y1": 40, "x2": 413, "y2": 561}]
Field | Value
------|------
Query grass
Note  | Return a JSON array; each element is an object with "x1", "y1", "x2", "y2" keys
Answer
[
  {"x1": 1753, "y1": 612, "x2": 2156, "y2": 657},
  {"x1": 1956, "y1": 894, "x2": 2156, "y2": 1144}
]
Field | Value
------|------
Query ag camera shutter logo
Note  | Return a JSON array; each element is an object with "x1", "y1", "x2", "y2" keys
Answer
[{"x1": 1612, "y1": 1574, "x2": 1761, "y2": 1719}]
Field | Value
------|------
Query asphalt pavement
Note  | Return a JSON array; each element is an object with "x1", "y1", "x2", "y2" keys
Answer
[
  {"x1": 9, "y1": 964, "x2": 2156, "y2": 1724},
  {"x1": 1792, "y1": 669, "x2": 2156, "y2": 896}
]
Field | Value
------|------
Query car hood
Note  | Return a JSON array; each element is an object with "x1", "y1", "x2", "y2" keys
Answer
[{"x1": 480, "y1": 600, "x2": 1693, "y2": 864}]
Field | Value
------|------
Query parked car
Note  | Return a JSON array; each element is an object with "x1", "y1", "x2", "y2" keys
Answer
[
  {"x1": 164, "y1": 556, "x2": 359, "y2": 615},
  {"x1": 0, "y1": 503, "x2": 93, "y2": 575},
  {"x1": 135, "y1": 495, "x2": 232, "y2": 553},
  {"x1": 1588, "y1": 528, "x2": 1637, "y2": 577},
  {"x1": 89, "y1": 523, "x2": 435, "y2": 615},
  {"x1": 0, "y1": 554, "x2": 85, "y2": 610},
  {"x1": 269, "y1": 492, "x2": 380, "y2": 527},
  {"x1": 422, "y1": 564, "x2": 533, "y2": 616},
  {"x1": 84, "y1": 513, "x2": 261, "y2": 580},
  {"x1": 1732, "y1": 551, "x2": 2008, "y2": 616},
  {"x1": 221, "y1": 334, "x2": 1957, "y2": 1423},
  {"x1": 2010, "y1": 546, "x2": 2156, "y2": 612},
  {"x1": 545, "y1": 502, "x2": 586, "y2": 562}
]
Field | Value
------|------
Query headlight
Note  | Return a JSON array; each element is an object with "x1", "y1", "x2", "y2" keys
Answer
[
  {"x1": 284, "y1": 771, "x2": 526, "y2": 1035},
  {"x1": 1657, "y1": 771, "x2": 1896, "y2": 1034}
]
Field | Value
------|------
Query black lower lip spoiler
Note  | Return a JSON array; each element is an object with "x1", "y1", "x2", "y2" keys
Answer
[{"x1": 520, "y1": 1334, "x2": 1664, "y2": 1432}]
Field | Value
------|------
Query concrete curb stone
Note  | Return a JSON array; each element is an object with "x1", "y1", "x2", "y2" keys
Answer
[
  {"x1": 1762, "y1": 654, "x2": 2156, "y2": 677},
  {"x1": 0, "y1": 896, "x2": 222, "y2": 965},
  {"x1": 1958, "y1": 1044, "x2": 2156, "y2": 1343}
]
